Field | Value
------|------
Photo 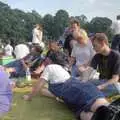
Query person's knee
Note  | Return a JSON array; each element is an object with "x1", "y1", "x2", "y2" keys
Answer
[
  {"x1": 91, "y1": 98, "x2": 109, "y2": 112},
  {"x1": 80, "y1": 111, "x2": 93, "y2": 120}
]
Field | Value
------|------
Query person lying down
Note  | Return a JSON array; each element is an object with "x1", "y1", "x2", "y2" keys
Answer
[{"x1": 23, "y1": 52, "x2": 119, "y2": 120}]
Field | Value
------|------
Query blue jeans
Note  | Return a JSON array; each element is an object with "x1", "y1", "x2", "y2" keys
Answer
[
  {"x1": 91, "y1": 79, "x2": 120, "y2": 97},
  {"x1": 71, "y1": 64, "x2": 79, "y2": 77}
]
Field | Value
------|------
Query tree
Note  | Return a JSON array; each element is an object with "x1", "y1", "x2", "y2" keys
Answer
[
  {"x1": 0, "y1": 1, "x2": 113, "y2": 44},
  {"x1": 89, "y1": 17, "x2": 112, "y2": 42},
  {"x1": 89, "y1": 17, "x2": 112, "y2": 33},
  {"x1": 43, "y1": 14, "x2": 54, "y2": 40},
  {"x1": 74, "y1": 14, "x2": 88, "y2": 27},
  {"x1": 54, "y1": 9, "x2": 69, "y2": 39}
]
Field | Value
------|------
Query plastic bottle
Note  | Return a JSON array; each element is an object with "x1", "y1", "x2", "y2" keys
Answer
[{"x1": 26, "y1": 67, "x2": 31, "y2": 81}]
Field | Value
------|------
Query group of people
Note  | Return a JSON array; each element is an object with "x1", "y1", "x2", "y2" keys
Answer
[
  {"x1": 0, "y1": 23, "x2": 45, "y2": 117},
  {"x1": 0, "y1": 19, "x2": 120, "y2": 120},
  {"x1": 2, "y1": 23, "x2": 44, "y2": 59},
  {"x1": 22, "y1": 20, "x2": 120, "y2": 120}
]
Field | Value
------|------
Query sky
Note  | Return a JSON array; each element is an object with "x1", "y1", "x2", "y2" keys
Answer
[{"x1": 0, "y1": 0, "x2": 120, "y2": 21}]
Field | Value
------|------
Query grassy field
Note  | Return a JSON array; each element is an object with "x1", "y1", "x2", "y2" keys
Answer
[
  {"x1": 1, "y1": 87, "x2": 76, "y2": 120},
  {"x1": 1, "y1": 81, "x2": 120, "y2": 120}
]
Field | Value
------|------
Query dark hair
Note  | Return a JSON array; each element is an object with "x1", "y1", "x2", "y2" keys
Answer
[
  {"x1": 92, "y1": 33, "x2": 109, "y2": 45},
  {"x1": 117, "y1": 15, "x2": 120, "y2": 20},
  {"x1": 49, "y1": 51, "x2": 68, "y2": 67},
  {"x1": 32, "y1": 44, "x2": 43, "y2": 54},
  {"x1": 70, "y1": 19, "x2": 80, "y2": 27}
]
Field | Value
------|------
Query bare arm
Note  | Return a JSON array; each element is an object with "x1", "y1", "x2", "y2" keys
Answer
[
  {"x1": 23, "y1": 78, "x2": 47, "y2": 100},
  {"x1": 37, "y1": 31, "x2": 43, "y2": 42},
  {"x1": 23, "y1": 78, "x2": 59, "y2": 101},
  {"x1": 97, "y1": 75, "x2": 119, "y2": 90},
  {"x1": 69, "y1": 56, "x2": 76, "y2": 67}
]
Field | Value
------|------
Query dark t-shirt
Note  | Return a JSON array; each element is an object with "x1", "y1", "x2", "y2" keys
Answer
[
  {"x1": 91, "y1": 50, "x2": 120, "y2": 79},
  {"x1": 63, "y1": 34, "x2": 74, "y2": 56},
  {"x1": 111, "y1": 34, "x2": 120, "y2": 52}
]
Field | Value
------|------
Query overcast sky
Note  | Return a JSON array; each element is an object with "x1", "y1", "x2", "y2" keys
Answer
[{"x1": 1, "y1": 0, "x2": 120, "y2": 21}]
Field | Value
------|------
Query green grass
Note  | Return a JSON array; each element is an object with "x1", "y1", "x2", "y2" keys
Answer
[
  {"x1": 1, "y1": 83, "x2": 120, "y2": 120},
  {"x1": 1, "y1": 87, "x2": 75, "y2": 120}
]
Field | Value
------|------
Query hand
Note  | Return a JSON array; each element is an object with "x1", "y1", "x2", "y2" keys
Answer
[
  {"x1": 97, "y1": 85, "x2": 105, "y2": 90},
  {"x1": 23, "y1": 95, "x2": 32, "y2": 101},
  {"x1": 78, "y1": 65, "x2": 89, "y2": 72},
  {"x1": 56, "y1": 97, "x2": 64, "y2": 103}
]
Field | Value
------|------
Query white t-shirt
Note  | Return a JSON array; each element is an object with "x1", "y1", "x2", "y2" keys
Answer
[
  {"x1": 32, "y1": 28, "x2": 43, "y2": 44},
  {"x1": 39, "y1": 41, "x2": 45, "y2": 49},
  {"x1": 4, "y1": 44, "x2": 13, "y2": 56},
  {"x1": 71, "y1": 40, "x2": 95, "y2": 66},
  {"x1": 14, "y1": 44, "x2": 30, "y2": 59},
  {"x1": 40, "y1": 64, "x2": 71, "y2": 84},
  {"x1": 111, "y1": 20, "x2": 120, "y2": 35}
]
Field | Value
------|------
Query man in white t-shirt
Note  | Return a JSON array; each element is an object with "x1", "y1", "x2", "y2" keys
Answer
[
  {"x1": 40, "y1": 64, "x2": 70, "y2": 84},
  {"x1": 4, "y1": 41, "x2": 13, "y2": 56},
  {"x1": 111, "y1": 15, "x2": 120, "y2": 52}
]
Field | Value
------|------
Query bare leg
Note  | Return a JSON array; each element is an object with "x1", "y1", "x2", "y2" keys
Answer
[
  {"x1": 80, "y1": 111, "x2": 93, "y2": 120},
  {"x1": 91, "y1": 98, "x2": 109, "y2": 112}
]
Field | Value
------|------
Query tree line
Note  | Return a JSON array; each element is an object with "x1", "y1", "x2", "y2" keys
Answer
[{"x1": 0, "y1": 1, "x2": 113, "y2": 45}]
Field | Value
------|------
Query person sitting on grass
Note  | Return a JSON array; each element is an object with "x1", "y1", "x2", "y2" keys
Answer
[
  {"x1": 23, "y1": 52, "x2": 112, "y2": 120},
  {"x1": 90, "y1": 33, "x2": 120, "y2": 97},
  {"x1": 32, "y1": 40, "x2": 68, "y2": 78},
  {"x1": 4, "y1": 44, "x2": 43, "y2": 78},
  {"x1": 0, "y1": 70, "x2": 12, "y2": 117}
]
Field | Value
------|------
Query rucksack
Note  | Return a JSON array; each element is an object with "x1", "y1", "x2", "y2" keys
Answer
[{"x1": 92, "y1": 98, "x2": 120, "y2": 120}]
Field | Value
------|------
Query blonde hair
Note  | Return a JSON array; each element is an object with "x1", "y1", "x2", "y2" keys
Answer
[
  {"x1": 73, "y1": 29, "x2": 88, "y2": 43},
  {"x1": 80, "y1": 29, "x2": 88, "y2": 40}
]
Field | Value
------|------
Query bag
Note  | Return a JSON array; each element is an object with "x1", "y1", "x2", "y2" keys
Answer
[
  {"x1": 77, "y1": 67, "x2": 99, "y2": 82},
  {"x1": 92, "y1": 98, "x2": 120, "y2": 120}
]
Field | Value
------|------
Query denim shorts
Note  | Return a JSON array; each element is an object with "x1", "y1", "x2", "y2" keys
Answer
[
  {"x1": 49, "y1": 78, "x2": 104, "y2": 118},
  {"x1": 91, "y1": 79, "x2": 120, "y2": 97}
]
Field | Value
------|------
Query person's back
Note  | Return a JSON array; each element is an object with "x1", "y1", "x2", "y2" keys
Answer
[
  {"x1": 111, "y1": 16, "x2": 120, "y2": 52},
  {"x1": 4, "y1": 44, "x2": 13, "y2": 56},
  {"x1": 14, "y1": 44, "x2": 30, "y2": 59},
  {"x1": 0, "y1": 71, "x2": 12, "y2": 117},
  {"x1": 111, "y1": 20, "x2": 120, "y2": 35},
  {"x1": 32, "y1": 24, "x2": 43, "y2": 45}
]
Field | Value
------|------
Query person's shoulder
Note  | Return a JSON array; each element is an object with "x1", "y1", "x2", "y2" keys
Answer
[
  {"x1": 111, "y1": 50, "x2": 120, "y2": 58},
  {"x1": 93, "y1": 53, "x2": 102, "y2": 58},
  {"x1": 46, "y1": 64, "x2": 62, "y2": 70}
]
